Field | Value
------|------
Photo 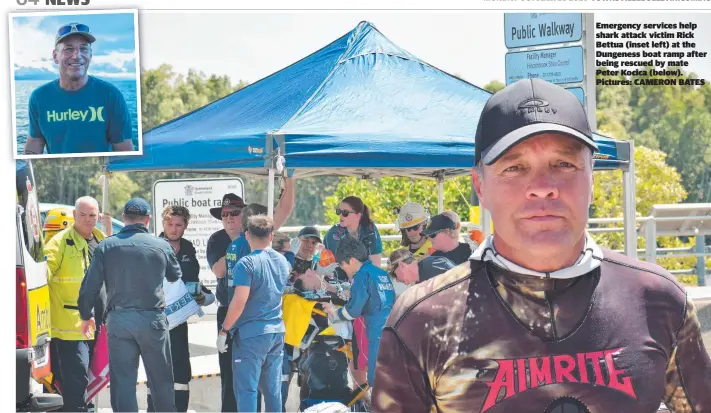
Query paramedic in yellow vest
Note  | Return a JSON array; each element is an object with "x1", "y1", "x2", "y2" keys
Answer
[
  {"x1": 44, "y1": 196, "x2": 108, "y2": 412},
  {"x1": 396, "y1": 202, "x2": 432, "y2": 259}
]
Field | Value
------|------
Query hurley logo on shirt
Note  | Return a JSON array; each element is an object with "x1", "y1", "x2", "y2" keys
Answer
[
  {"x1": 46, "y1": 106, "x2": 105, "y2": 123},
  {"x1": 481, "y1": 348, "x2": 637, "y2": 412}
]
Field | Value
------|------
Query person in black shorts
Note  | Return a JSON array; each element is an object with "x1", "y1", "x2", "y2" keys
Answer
[{"x1": 373, "y1": 79, "x2": 711, "y2": 413}]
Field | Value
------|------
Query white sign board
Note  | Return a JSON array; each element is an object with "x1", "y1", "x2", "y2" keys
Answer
[{"x1": 152, "y1": 177, "x2": 245, "y2": 292}]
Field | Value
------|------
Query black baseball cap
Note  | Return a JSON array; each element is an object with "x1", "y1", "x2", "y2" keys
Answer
[
  {"x1": 298, "y1": 226, "x2": 322, "y2": 243},
  {"x1": 123, "y1": 197, "x2": 151, "y2": 216},
  {"x1": 474, "y1": 78, "x2": 598, "y2": 166},
  {"x1": 421, "y1": 214, "x2": 457, "y2": 237},
  {"x1": 209, "y1": 193, "x2": 245, "y2": 220}
]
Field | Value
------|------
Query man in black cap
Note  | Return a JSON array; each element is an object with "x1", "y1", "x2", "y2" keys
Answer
[
  {"x1": 205, "y1": 193, "x2": 245, "y2": 412},
  {"x1": 290, "y1": 226, "x2": 322, "y2": 279},
  {"x1": 78, "y1": 197, "x2": 182, "y2": 412},
  {"x1": 422, "y1": 211, "x2": 472, "y2": 265},
  {"x1": 24, "y1": 22, "x2": 134, "y2": 155},
  {"x1": 373, "y1": 79, "x2": 711, "y2": 412}
]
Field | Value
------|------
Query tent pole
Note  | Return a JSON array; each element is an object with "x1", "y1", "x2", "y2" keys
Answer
[
  {"x1": 101, "y1": 166, "x2": 110, "y2": 213},
  {"x1": 267, "y1": 168, "x2": 275, "y2": 218},
  {"x1": 623, "y1": 141, "x2": 637, "y2": 258}
]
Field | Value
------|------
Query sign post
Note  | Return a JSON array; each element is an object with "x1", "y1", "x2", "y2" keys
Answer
[{"x1": 152, "y1": 177, "x2": 244, "y2": 314}]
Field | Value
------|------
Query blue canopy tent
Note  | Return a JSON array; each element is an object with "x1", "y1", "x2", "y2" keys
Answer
[{"x1": 105, "y1": 21, "x2": 637, "y2": 252}]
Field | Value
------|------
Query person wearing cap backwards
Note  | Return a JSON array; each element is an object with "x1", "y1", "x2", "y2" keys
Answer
[
  {"x1": 146, "y1": 205, "x2": 215, "y2": 412},
  {"x1": 372, "y1": 79, "x2": 711, "y2": 413},
  {"x1": 78, "y1": 198, "x2": 182, "y2": 412},
  {"x1": 387, "y1": 249, "x2": 454, "y2": 286},
  {"x1": 24, "y1": 23, "x2": 134, "y2": 155},
  {"x1": 396, "y1": 202, "x2": 433, "y2": 259},
  {"x1": 423, "y1": 210, "x2": 473, "y2": 265}
]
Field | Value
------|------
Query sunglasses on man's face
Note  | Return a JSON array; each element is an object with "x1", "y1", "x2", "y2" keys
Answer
[
  {"x1": 57, "y1": 23, "x2": 91, "y2": 37},
  {"x1": 405, "y1": 224, "x2": 424, "y2": 233},
  {"x1": 425, "y1": 230, "x2": 444, "y2": 239},
  {"x1": 389, "y1": 255, "x2": 414, "y2": 277},
  {"x1": 336, "y1": 208, "x2": 356, "y2": 217},
  {"x1": 221, "y1": 209, "x2": 242, "y2": 218}
]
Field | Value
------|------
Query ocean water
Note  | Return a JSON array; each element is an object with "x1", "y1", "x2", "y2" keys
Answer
[{"x1": 14, "y1": 78, "x2": 140, "y2": 155}]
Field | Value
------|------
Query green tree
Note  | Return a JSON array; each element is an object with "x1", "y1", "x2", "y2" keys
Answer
[
  {"x1": 596, "y1": 68, "x2": 711, "y2": 203},
  {"x1": 591, "y1": 146, "x2": 696, "y2": 279},
  {"x1": 482, "y1": 80, "x2": 505, "y2": 94},
  {"x1": 323, "y1": 175, "x2": 474, "y2": 257}
]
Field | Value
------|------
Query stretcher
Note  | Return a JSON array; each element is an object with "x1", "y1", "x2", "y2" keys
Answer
[{"x1": 282, "y1": 292, "x2": 369, "y2": 412}]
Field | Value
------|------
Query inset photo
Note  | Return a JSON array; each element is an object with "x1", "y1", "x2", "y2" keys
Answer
[{"x1": 9, "y1": 9, "x2": 142, "y2": 159}]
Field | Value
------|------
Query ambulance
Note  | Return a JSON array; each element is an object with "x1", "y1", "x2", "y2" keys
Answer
[{"x1": 16, "y1": 160, "x2": 63, "y2": 411}]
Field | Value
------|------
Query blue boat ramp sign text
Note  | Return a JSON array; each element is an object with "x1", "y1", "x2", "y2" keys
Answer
[{"x1": 505, "y1": 13, "x2": 583, "y2": 49}]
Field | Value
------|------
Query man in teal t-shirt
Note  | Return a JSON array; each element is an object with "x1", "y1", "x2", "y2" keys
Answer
[{"x1": 24, "y1": 23, "x2": 135, "y2": 155}]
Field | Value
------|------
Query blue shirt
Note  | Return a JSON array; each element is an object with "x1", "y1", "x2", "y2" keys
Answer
[
  {"x1": 230, "y1": 249, "x2": 290, "y2": 339},
  {"x1": 28, "y1": 76, "x2": 133, "y2": 154},
  {"x1": 206, "y1": 229, "x2": 232, "y2": 307},
  {"x1": 225, "y1": 233, "x2": 251, "y2": 303},
  {"x1": 336, "y1": 260, "x2": 395, "y2": 323},
  {"x1": 324, "y1": 223, "x2": 383, "y2": 256}
]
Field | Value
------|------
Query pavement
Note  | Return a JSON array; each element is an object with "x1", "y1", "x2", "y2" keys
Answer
[
  {"x1": 94, "y1": 314, "x2": 305, "y2": 412},
  {"x1": 92, "y1": 286, "x2": 711, "y2": 412}
]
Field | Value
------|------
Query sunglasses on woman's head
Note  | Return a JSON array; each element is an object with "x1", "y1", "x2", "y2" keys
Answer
[
  {"x1": 389, "y1": 255, "x2": 414, "y2": 277},
  {"x1": 336, "y1": 208, "x2": 355, "y2": 217},
  {"x1": 221, "y1": 209, "x2": 242, "y2": 218}
]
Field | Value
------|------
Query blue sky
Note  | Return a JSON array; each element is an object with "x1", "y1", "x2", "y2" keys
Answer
[{"x1": 11, "y1": 12, "x2": 137, "y2": 80}]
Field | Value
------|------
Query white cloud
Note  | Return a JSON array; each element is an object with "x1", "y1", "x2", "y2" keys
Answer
[
  {"x1": 92, "y1": 71, "x2": 137, "y2": 79},
  {"x1": 12, "y1": 17, "x2": 56, "y2": 72},
  {"x1": 91, "y1": 51, "x2": 137, "y2": 74}
]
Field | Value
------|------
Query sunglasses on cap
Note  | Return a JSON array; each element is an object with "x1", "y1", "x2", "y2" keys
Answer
[
  {"x1": 335, "y1": 208, "x2": 356, "y2": 217},
  {"x1": 221, "y1": 208, "x2": 242, "y2": 218},
  {"x1": 57, "y1": 23, "x2": 91, "y2": 37},
  {"x1": 389, "y1": 255, "x2": 414, "y2": 277}
]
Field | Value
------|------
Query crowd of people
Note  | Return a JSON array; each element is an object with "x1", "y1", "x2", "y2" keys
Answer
[{"x1": 41, "y1": 79, "x2": 710, "y2": 413}]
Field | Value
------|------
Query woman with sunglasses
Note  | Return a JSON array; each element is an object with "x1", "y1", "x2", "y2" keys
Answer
[
  {"x1": 396, "y1": 202, "x2": 433, "y2": 260},
  {"x1": 324, "y1": 196, "x2": 383, "y2": 276}
]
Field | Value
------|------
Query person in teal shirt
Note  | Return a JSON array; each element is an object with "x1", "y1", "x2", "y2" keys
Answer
[{"x1": 24, "y1": 23, "x2": 135, "y2": 155}]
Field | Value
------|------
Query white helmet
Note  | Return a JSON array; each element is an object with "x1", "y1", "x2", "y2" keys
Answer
[{"x1": 396, "y1": 201, "x2": 429, "y2": 229}]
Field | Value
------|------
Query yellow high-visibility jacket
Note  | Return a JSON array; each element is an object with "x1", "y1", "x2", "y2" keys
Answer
[{"x1": 45, "y1": 225, "x2": 106, "y2": 341}]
